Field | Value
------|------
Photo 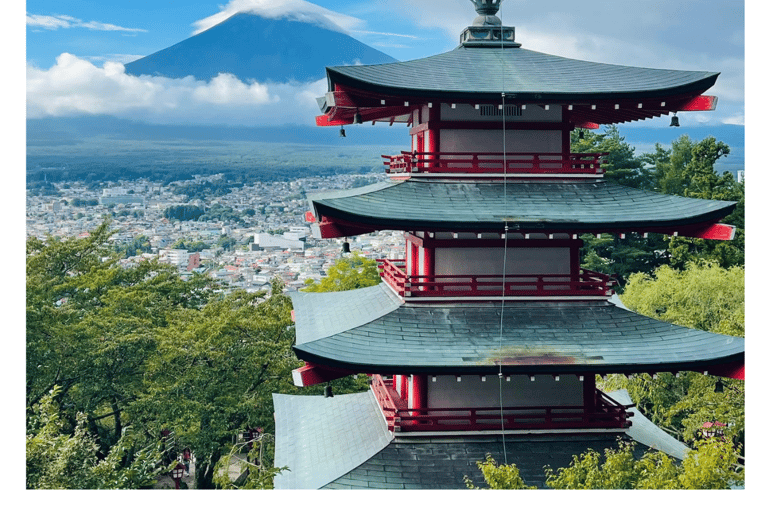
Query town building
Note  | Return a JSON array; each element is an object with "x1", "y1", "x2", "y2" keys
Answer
[{"x1": 273, "y1": 0, "x2": 744, "y2": 489}]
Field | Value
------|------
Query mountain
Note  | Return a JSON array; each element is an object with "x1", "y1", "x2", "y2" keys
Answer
[{"x1": 124, "y1": 12, "x2": 396, "y2": 83}]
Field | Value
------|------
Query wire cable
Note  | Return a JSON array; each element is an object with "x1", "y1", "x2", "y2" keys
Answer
[{"x1": 497, "y1": 0, "x2": 509, "y2": 466}]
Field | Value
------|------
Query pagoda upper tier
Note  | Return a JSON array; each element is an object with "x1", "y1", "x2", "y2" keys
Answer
[{"x1": 316, "y1": 37, "x2": 718, "y2": 128}]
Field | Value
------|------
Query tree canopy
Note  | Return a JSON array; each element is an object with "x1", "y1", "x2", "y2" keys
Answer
[
  {"x1": 603, "y1": 261, "x2": 744, "y2": 453},
  {"x1": 466, "y1": 439, "x2": 743, "y2": 490},
  {"x1": 302, "y1": 252, "x2": 381, "y2": 292},
  {"x1": 574, "y1": 128, "x2": 743, "y2": 286},
  {"x1": 26, "y1": 223, "x2": 299, "y2": 489}
]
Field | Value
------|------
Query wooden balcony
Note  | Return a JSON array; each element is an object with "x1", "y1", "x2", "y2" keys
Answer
[
  {"x1": 382, "y1": 151, "x2": 607, "y2": 177},
  {"x1": 377, "y1": 259, "x2": 616, "y2": 299},
  {"x1": 370, "y1": 375, "x2": 632, "y2": 433}
]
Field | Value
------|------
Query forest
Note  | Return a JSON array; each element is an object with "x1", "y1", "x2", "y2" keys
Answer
[{"x1": 26, "y1": 127, "x2": 744, "y2": 489}]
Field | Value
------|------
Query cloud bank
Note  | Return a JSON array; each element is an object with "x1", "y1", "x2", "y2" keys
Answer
[
  {"x1": 191, "y1": 0, "x2": 364, "y2": 35},
  {"x1": 26, "y1": 13, "x2": 147, "y2": 33},
  {"x1": 26, "y1": 53, "x2": 327, "y2": 126}
]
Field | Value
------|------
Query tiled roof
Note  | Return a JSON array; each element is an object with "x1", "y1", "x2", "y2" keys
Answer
[
  {"x1": 272, "y1": 390, "x2": 393, "y2": 490},
  {"x1": 291, "y1": 284, "x2": 744, "y2": 374},
  {"x1": 326, "y1": 45, "x2": 718, "y2": 100},
  {"x1": 309, "y1": 179, "x2": 736, "y2": 232},
  {"x1": 321, "y1": 434, "x2": 645, "y2": 489},
  {"x1": 273, "y1": 390, "x2": 689, "y2": 489}
]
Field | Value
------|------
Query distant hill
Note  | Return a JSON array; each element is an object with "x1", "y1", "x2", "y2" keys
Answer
[{"x1": 124, "y1": 12, "x2": 396, "y2": 83}]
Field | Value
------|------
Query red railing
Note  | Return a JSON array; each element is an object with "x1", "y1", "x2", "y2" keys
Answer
[
  {"x1": 382, "y1": 151, "x2": 607, "y2": 176},
  {"x1": 377, "y1": 259, "x2": 615, "y2": 298},
  {"x1": 370, "y1": 375, "x2": 632, "y2": 433}
]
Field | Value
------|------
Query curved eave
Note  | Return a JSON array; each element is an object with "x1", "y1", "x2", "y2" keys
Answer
[
  {"x1": 323, "y1": 45, "x2": 719, "y2": 103},
  {"x1": 290, "y1": 287, "x2": 744, "y2": 378},
  {"x1": 326, "y1": 66, "x2": 719, "y2": 104},
  {"x1": 308, "y1": 180, "x2": 736, "y2": 237},
  {"x1": 318, "y1": 46, "x2": 719, "y2": 127}
]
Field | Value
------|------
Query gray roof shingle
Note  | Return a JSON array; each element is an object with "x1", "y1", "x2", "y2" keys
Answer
[
  {"x1": 326, "y1": 45, "x2": 718, "y2": 101},
  {"x1": 309, "y1": 179, "x2": 736, "y2": 233},
  {"x1": 272, "y1": 390, "x2": 393, "y2": 490},
  {"x1": 273, "y1": 390, "x2": 689, "y2": 489},
  {"x1": 291, "y1": 284, "x2": 744, "y2": 374}
]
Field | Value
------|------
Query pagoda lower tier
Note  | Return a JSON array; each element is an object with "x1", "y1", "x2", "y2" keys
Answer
[
  {"x1": 289, "y1": 283, "x2": 744, "y2": 380},
  {"x1": 271, "y1": 388, "x2": 690, "y2": 489},
  {"x1": 308, "y1": 179, "x2": 736, "y2": 239}
]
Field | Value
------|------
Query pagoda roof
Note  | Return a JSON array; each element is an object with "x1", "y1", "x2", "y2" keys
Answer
[
  {"x1": 309, "y1": 179, "x2": 736, "y2": 237},
  {"x1": 289, "y1": 283, "x2": 744, "y2": 376},
  {"x1": 317, "y1": 44, "x2": 719, "y2": 126},
  {"x1": 272, "y1": 390, "x2": 393, "y2": 490},
  {"x1": 326, "y1": 45, "x2": 718, "y2": 102},
  {"x1": 273, "y1": 389, "x2": 689, "y2": 489}
]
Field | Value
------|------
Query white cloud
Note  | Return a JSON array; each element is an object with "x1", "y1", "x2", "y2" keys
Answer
[
  {"x1": 26, "y1": 12, "x2": 146, "y2": 33},
  {"x1": 191, "y1": 0, "x2": 365, "y2": 35},
  {"x1": 26, "y1": 53, "x2": 327, "y2": 126}
]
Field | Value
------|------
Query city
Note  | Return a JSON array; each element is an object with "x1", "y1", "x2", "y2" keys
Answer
[{"x1": 26, "y1": 171, "x2": 404, "y2": 293}]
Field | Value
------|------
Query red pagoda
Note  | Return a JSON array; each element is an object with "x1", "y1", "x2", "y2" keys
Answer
[{"x1": 273, "y1": 0, "x2": 744, "y2": 489}]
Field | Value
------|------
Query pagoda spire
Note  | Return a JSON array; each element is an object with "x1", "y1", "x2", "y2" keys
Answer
[
  {"x1": 461, "y1": 0, "x2": 520, "y2": 47},
  {"x1": 471, "y1": 0, "x2": 503, "y2": 24}
]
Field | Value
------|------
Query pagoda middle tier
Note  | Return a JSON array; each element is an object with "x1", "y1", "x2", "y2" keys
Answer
[
  {"x1": 289, "y1": 283, "x2": 744, "y2": 385},
  {"x1": 308, "y1": 179, "x2": 737, "y2": 240}
]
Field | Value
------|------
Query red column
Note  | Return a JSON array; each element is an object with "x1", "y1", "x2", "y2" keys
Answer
[
  {"x1": 408, "y1": 238, "x2": 419, "y2": 279},
  {"x1": 426, "y1": 104, "x2": 440, "y2": 168},
  {"x1": 411, "y1": 374, "x2": 428, "y2": 416},
  {"x1": 421, "y1": 246, "x2": 434, "y2": 292}
]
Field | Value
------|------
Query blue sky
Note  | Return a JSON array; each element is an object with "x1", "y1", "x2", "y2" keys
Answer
[{"x1": 24, "y1": 0, "x2": 747, "y2": 128}]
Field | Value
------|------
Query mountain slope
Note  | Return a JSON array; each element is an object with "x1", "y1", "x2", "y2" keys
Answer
[{"x1": 124, "y1": 12, "x2": 396, "y2": 83}]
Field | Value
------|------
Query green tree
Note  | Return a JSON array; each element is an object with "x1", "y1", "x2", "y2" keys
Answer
[
  {"x1": 172, "y1": 238, "x2": 210, "y2": 252},
  {"x1": 302, "y1": 253, "x2": 381, "y2": 292},
  {"x1": 116, "y1": 234, "x2": 152, "y2": 257},
  {"x1": 465, "y1": 440, "x2": 742, "y2": 489},
  {"x1": 27, "y1": 224, "x2": 215, "y2": 450},
  {"x1": 571, "y1": 125, "x2": 650, "y2": 188},
  {"x1": 574, "y1": 130, "x2": 743, "y2": 284},
  {"x1": 602, "y1": 262, "x2": 744, "y2": 452},
  {"x1": 621, "y1": 262, "x2": 744, "y2": 336},
  {"x1": 163, "y1": 204, "x2": 205, "y2": 221},
  {"x1": 642, "y1": 135, "x2": 743, "y2": 269},
  {"x1": 464, "y1": 455, "x2": 536, "y2": 489},
  {"x1": 27, "y1": 388, "x2": 167, "y2": 489},
  {"x1": 131, "y1": 283, "x2": 297, "y2": 489},
  {"x1": 27, "y1": 224, "x2": 312, "y2": 489},
  {"x1": 544, "y1": 440, "x2": 742, "y2": 489}
]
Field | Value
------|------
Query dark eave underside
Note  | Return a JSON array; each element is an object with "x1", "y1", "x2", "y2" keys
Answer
[
  {"x1": 290, "y1": 285, "x2": 744, "y2": 375},
  {"x1": 309, "y1": 179, "x2": 736, "y2": 234}
]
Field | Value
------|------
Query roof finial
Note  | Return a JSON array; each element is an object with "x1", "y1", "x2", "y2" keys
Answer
[
  {"x1": 461, "y1": 0, "x2": 519, "y2": 47},
  {"x1": 471, "y1": 0, "x2": 503, "y2": 26},
  {"x1": 472, "y1": 0, "x2": 502, "y2": 16}
]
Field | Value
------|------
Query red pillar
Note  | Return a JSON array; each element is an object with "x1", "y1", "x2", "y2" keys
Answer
[
  {"x1": 426, "y1": 104, "x2": 440, "y2": 168},
  {"x1": 397, "y1": 374, "x2": 409, "y2": 402},
  {"x1": 411, "y1": 374, "x2": 428, "y2": 416},
  {"x1": 421, "y1": 246, "x2": 434, "y2": 292},
  {"x1": 408, "y1": 238, "x2": 419, "y2": 279}
]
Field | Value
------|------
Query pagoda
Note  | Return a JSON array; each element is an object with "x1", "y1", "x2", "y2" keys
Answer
[{"x1": 273, "y1": 0, "x2": 744, "y2": 490}]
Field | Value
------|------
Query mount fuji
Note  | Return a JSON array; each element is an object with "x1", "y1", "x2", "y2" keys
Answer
[{"x1": 124, "y1": 11, "x2": 397, "y2": 83}]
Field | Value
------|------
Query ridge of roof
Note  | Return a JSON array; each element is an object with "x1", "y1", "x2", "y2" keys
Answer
[{"x1": 326, "y1": 45, "x2": 719, "y2": 99}]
